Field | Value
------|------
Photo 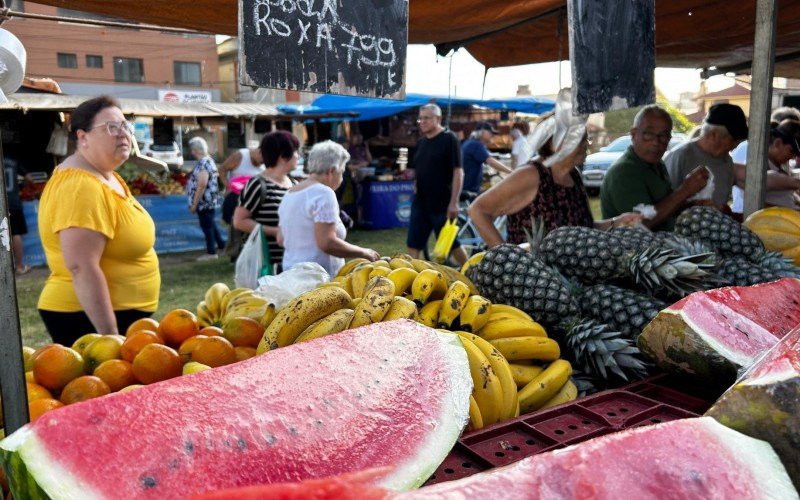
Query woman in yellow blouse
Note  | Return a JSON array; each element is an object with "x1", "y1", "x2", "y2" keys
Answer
[{"x1": 37, "y1": 96, "x2": 160, "y2": 345}]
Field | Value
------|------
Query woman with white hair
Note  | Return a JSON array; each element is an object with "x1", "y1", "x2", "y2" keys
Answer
[
  {"x1": 278, "y1": 140, "x2": 379, "y2": 275},
  {"x1": 187, "y1": 136, "x2": 225, "y2": 260}
]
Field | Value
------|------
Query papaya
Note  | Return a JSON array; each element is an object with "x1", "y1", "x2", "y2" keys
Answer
[{"x1": 744, "y1": 207, "x2": 800, "y2": 264}]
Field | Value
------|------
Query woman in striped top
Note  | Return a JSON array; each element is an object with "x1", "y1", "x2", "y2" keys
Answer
[{"x1": 233, "y1": 131, "x2": 299, "y2": 270}]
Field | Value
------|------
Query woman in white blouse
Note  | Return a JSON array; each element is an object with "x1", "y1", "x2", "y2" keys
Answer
[{"x1": 278, "y1": 141, "x2": 379, "y2": 275}]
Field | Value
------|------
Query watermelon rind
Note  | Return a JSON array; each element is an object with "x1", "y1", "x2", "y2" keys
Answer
[{"x1": 0, "y1": 426, "x2": 59, "y2": 500}]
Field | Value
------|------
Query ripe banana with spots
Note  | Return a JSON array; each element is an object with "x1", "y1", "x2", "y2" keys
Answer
[
  {"x1": 350, "y1": 276, "x2": 396, "y2": 328},
  {"x1": 455, "y1": 332, "x2": 518, "y2": 421},
  {"x1": 457, "y1": 334, "x2": 504, "y2": 427},
  {"x1": 336, "y1": 258, "x2": 368, "y2": 278},
  {"x1": 541, "y1": 379, "x2": 578, "y2": 409},
  {"x1": 350, "y1": 265, "x2": 374, "y2": 299},
  {"x1": 389, "y1": 257, "x2": 416, "y2": 270},
  {"x1": 417, "y1": 300, "x2": 443, "y2": 328},
  {"x1": 368, "y1": 266, "x2": 391, "y2": 280},
  {"x1": 489, "y1": 304, "x2": 535, "y2": 323},
  {"x1": 259, "y1": 304, "x2": 278, "y2": 329},
  {"x1": 386, "y1": 267, "x2": 418, "y2": 296},
  {"x1": 467, "y1": 395, "x2": 483, "y2": 431},
  {"x1": 460, "y1": 251, "x2": 485, "y2": 276},
  {"x1": 381, "y1": 296, "x2": 418, "y2": 322},
  {"x1": 433, "y1": 263, "x2": 480, "y2": 296},
  {"x1": 294, "y1": 308, "x2": 355, "y2": 344},
  {"x1": 223, "y1": 295, "x2": 270, "y2": 324},
  {"x1": 477, "y1": 317, "x2": 548, "y2": 341},
  {"x1": 458, "y1": 295, "x2": 493, "y2": 333},
  {"x1": 437, "y1": 280, "x2": 471, "y2": 328},
  {"x1": 509, "y1": 363, "x2": 544, "y2": 388},
  {"x1": 219, "y1": 287, "x2": 252, "y2": 316},
  {"x1": 411, "y1": 269, "x2": 448, "y2": 305},
  {"x1": 196, "y1": 301, "x2": 215, "y2": 327},
  {"x1": 203, "y1": 282, "x2": 230, "y2": 319},
  {"x1": 258, "y1": 286, "x2": 353, "y2": 352},
  {"x1": 518, "y1": 359, "x2": 572, "y2": 414},
  {"x1": 410, "y1": 258, "x2": 434, "y2": 273},
  {"x1": 372, "y1": 260, "x2": 391, "y2": 269},
  {"x1": 489, "y1": 336, "x2": 560, "y2": 362}
]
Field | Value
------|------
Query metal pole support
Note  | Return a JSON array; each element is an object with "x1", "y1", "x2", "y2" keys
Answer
[
  {"x1": 0, "y1": 139, "x2": 30, "y2": 434},
  {"x1": 743, "y1": 0, "x2": 778, "y2": 218}
]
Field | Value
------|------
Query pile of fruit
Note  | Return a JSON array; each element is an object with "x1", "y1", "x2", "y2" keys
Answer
[{"x1": 118, "y1": 163, "x2": 191, "y2": 196}]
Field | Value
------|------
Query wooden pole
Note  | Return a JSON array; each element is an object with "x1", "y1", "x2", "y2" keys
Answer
[
  {"x1": 0, "y1": 139, "x2": 30, "y2": 434},
  {"x1": 743, "y1": 0, "x2": 778, "y2": 218}
]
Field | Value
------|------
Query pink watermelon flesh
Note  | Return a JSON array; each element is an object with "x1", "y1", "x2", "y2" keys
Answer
[
  {"x1": 0, "y1": 321, "x2": 471, "y2": 499},
  {"x1": 398, "y1": 418, "x2": 797, "y2": 499},
  {"x1": 639, "y1": 278, "x2": 800, "y2": 381},
  {"x1": 706, "y1": 325, "x2": 800, "y2": 489}
]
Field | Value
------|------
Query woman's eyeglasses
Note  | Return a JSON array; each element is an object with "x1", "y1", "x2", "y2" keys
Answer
[{"x1": 88, "y1": 121, "x2": 135, "y2": 136}]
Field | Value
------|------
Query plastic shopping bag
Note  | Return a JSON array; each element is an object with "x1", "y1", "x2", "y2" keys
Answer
[
  {"x1": 255, "y1": 262, "x2": 330, "y2": 309},
  {"x1": 431, "y1": 219, "x2": 459, "y2": 263},
  {"x1": 235, "y1": 225, "x2": 269, "y2": 289}
]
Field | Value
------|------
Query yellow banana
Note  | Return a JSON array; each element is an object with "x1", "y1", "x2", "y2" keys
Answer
[
  {"x1": 417, "y1": 300, "x2": 443, "y2": 328},
  {"x1": 224, "y1": 295, "x2": 269, "y2": 323},
  {"x1": 350, "y1": 265, "x2": 374, "y2": 299},
  {"x1": 489, "y1": 304, "x2": 535, "y2": 323},
  {"x1": 294, "y1": 309, "x2": 355, "y2": 344},
  {"x1": 386, "y1": 267, "x2": 418, "y2": 296},
  {"x1": 350, "y1": 277, "x2": 396, "y2": 328},
  {"x1": 372, "y1": 259, "x2": 391, "y2": 269},
  {"x1": 220, "y1": 287, "x2": 252, "y2": 315},
  {"x1": 258, "y1": 287, "x2": 353, "y2": 352},
  {"x1": 540, "y1": 380, "x2": 578, "y2": 409},
  {"x1": 411, "y1": 269, "x2": 448, "y2": 305},
  {"x1": 389, "y1": 257, "x2": 416, "y2": 270},
  {"x1": 204, "y1": 282, "x2": 230, "y2": 318},
  {"x1": 336, "y1": 258, "x2": 367, "y2": 278},
  {"x1": 489, "y1": 336, "x2": 560, "y2": 362},
  {"x1": 368, "y1": 267, "x2": 391, "y2": 280},
  {"x1": 332, "y1": 275, "x2": 347, "y2": 284},
  {"x1": 351, "y1": 297, "x2": 362, "y2": 308},
  {"x1": 433, "y1": 263, "x2": 480, "y2": 296},
  {"x1": 456, "y1": 332, "x2": 518, "y2": 421},
  {"x1": 518, "y1": 359, "x2": 572, "y2": 414},
  {"x1": 458, "y1": 295, "x2": 493, "y2": 333},
  {"x1": 460, "y1": 251, "x2": 485, "y2": 275},
  {"x1": 477, "y1": 317, "x2": 548, "y2": 341},
  {"x1": 381, "y1": 296, "x2": 418, "y2": 322},
  {"x1": 341, "y1": 273, "x2": 355, "y2": 297},
  {"x1": 196, "y1": 301, "x2": 215, "y2": 327},
  {"x1": 318, "y1": 281, "x2": 348, "y2": 292},
  {"x1": 458, "y1": 335, "x2": 504, "y2": 426},
  {"x1": 509, "y1": 363, "x2": 544, "y2": 388},
  {"x1": 468, "y1": 395, "x2": 483, "y2": 431},
  {"x1": 259, "y1": 304, "x2": 278, "y2": 329},
  {"x1": 437, "y1": 280, "x2": 471, "y2": 328},
  {"x1": 410, "y1": 258, "x2": 434, "y2": 272}
]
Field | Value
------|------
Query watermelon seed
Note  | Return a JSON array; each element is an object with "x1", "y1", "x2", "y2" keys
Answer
[
  {"x1": 264, "y1": 433, "x2": 277, "y2": 445},
  {"x1": 237, "y1": 438, "x2": 247, "y2": 451},
  {"x1": 568, "y1": 425, "x2": 578, "y2": 430},
  {"x1": 582, "y1": 420, "x2": 592, "y2": 425},
  {"x1": 140, "y1": 476, "x2": 157, "y2": 489},
  {"x1": 224, "y1": 440, "x2": 233, "y2": 449},
  {"x1": 444, "y1": 468, "x2": 455, "y2": 474},
  {"x1": 462, "y1": 462, "x2": 472, "y2": 468},
  {"x1": 555, "y1": 430, "x2": 564, "y2": 435},
  {"x1": 314, "y1": 419, "x2": 324, "y2": 427},
  {"x1": 289, "y1": 427, "x2": 298, "y2": 436},
  {"x1": 168, "y1": 459, "x2": 179, "y2": 470},
  {"x1": 525, "y1": 440, "x2": 536, "y2": 445},
  {"x1": 494, "y1": 452, "x2": 504, "y2": 457},
  {"x1": 184, "y1": 441, "x2": 195, "y2": 455}
]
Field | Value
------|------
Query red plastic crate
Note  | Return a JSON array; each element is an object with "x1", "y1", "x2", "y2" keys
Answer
[{"x1": 424, "y1": 374, "x2": 717, "y2": 485}]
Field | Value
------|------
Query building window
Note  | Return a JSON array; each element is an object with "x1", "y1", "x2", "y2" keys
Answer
[
  {"x1": 86, "y1": 55, "x2": 103, "y2": 69},
  {"x1": 57, "y1": 53, "x2": 78, "y2": 69},
  {"x1": 7, "y1": 0, "x2": 24, "y2": 12},
  {"x1": 174, "y1": 61, "x2": 201, "y2": 86},
  {"x1": 114, "y1": 57, "x2": 144, "y2": 83}
]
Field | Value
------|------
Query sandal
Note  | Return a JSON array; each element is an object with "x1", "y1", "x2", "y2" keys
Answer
[{"x1": 16, "y1": 265, "x2": 31, "y2": 275}]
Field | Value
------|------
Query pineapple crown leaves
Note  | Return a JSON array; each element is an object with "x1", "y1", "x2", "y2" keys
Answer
[
  {"x1": 565, "y1": 319, "x2": 650, "y2": 382},
  {"x1": 523, "y1": 215, "x2": 549, "y2": 256},
  {"x1": 749, "y1": 249, "x2": 800, "y2": 277},
  {"x1": 624, "y1": 246, "x2": 714, "y2": 296}
]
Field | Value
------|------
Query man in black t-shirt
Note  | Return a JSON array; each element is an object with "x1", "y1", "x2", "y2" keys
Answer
[{"x1": 406, "y1": 104, "x2": 467, "y2": 265}]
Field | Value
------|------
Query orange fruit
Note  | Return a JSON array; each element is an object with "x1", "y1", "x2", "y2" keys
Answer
[
  {"x1": 121, "y1": 330, "x2": 163, "y2": 363},
  {"x1": 158, "y1": 309, "x2": 200, "y2": 347},
  {"x1": 132, "y1": 344, "x2": 182, "y2": 384},
  {"x1": 234, "y1": 346, "x2": 257, "y2": 362},
  {"x1": 22, "y1": 345, "x2": 36, "y2": 367},
  {"x1": 33, "y1": 344, "x2": 84, "y2": 392},
  {"x1": 199, "y1": 326, "x2": 224, "y2": 337},
  {"x1": 28, "y1": 398, "x2": 64, "y2": 422},
  {"x1": 71, "y1": 333, "x2": 102, "y2": 356},
  {"x1": 60, "y1": 376, "x2": 111, "y2": 405},
  {"x1": 26, "y1": 343, "x2": 56, "y2": 371},
  {"x1": 25, "y1": 371, "x2": 35, "y2": 383},
  {"x1": 223, "y1": 317, "x2": 264, "y2": 348},
  {"x1": 119, "y1": 384, "x2": 144, "y2": 393},
  {"x1": 191, "y1": 336, "x2": 237, "y2": 368},
  {"x1": 82, "y1": 335, "x2": 124, "y2": 374},
  {"x1": 126, "y1": 317, "x2": 159, "y2": 337},
  {"x1": 93, "y1": 359, "x2": 138, "y2": 392},
  {"x1": 26, "y1": 382, "x2": 52, "y2": 403},
  {"x1": 178, "y1": 335, "x2": 208, "y2": 364}
]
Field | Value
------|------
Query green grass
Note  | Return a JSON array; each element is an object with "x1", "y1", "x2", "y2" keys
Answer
[{"x1": 589, "y1": 197, "x2": 601, "y2": 220}]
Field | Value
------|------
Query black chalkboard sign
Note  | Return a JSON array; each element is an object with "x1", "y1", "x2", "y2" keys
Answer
[{"x1": 239, "y1": 0, "x2": 408, "y2": 100}]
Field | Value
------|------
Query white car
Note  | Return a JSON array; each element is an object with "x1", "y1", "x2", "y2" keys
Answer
[
  {"x1": 581, "y1": 134, "x2": 686, "y2": 194},
  {"x1": 141, "y1": 141, "x2": 184, "y2": 169}
]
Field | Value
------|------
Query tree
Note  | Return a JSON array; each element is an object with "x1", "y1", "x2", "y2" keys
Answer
[{"x1": 603, "y1": 97, "x2": 694, "y2": 136}]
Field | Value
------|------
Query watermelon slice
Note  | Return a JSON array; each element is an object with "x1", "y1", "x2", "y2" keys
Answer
[
  {"x1": 638, "y1": 278, "x2": 800, "y2": 384},
  {"x1": 706, "y1": 325, "x2": 800, "y2": 489},
  {"x1": 0, "y1": 320, "x2": 471, "y2": 499}
]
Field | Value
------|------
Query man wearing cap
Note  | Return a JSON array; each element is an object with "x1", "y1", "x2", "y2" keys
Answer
[
  {"x1": 665, "y1": 103, "x2": 749, "y2": 210},
  {"x1": 461, "y1": 122, "x2": 513, "y2": 194}
]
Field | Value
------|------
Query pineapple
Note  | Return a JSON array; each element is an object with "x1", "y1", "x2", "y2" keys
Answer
[
  {"x1": 608, "y1": 227, "x2": 662, "y2": 251},
  {"x1": 466, "y1": 244, "x2": 579, "y2": 334},
  {"x1": 675, "y1": 206, "x2": 764, "y2": 258},
  {"x1": 718, "y1": 257, "x2": 783, "y2": 286},
  {"x1": 577, "y1": 284, "x2": 666, "y2": 340},
  {"x1": 750, "y1": 249, "x2": 800, "y2": 278},
  {"x1": 538, "y1": 226, "x2": 712, "y2": 296},
  {"x1": 564, "y1": 320, "x2": 650, "y2": 382},
  {"x1": 661, "y1": 233, "x2": 721, "y2": 268}
]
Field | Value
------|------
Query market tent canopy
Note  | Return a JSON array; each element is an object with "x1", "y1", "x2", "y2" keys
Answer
[
  {"x1": 23, "y1": 0, "x2": 800, "y2": 76},
  {"x1": 277, "y1": 93, "x2": 556, "y2": 122},
  {"x1": 0, "y1": 93, "x2": 279, "y2": 117}
]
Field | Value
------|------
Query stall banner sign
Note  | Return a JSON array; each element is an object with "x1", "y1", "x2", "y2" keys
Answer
[
  {"x1": 359, "y1": 180, "x2": 414, "y2": 230},
  {"x1": 239, "y1": 0, "x2": 408, "y2": 99},
  {"x1": 21, "y1": 196, "x2": 223, "y2": 267},
  {"x1": 157, "y1": 90, "x2": 213, "y2": 103}
]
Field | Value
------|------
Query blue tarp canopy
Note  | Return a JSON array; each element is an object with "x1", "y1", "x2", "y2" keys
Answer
[{"x1": 278, "y1": 93, "x2": 554, "y2": 122}]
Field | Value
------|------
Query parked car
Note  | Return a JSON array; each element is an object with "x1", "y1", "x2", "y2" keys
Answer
[
  {"x1": 141, "y1": 141, "x2": 184, "y2": 169},
  {"x1": 581, "y1": 134, "x2": 686, "y2": 194}
]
